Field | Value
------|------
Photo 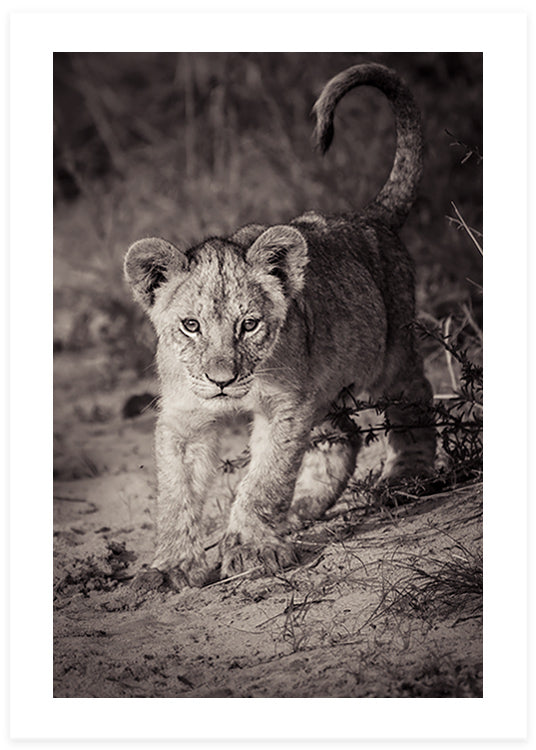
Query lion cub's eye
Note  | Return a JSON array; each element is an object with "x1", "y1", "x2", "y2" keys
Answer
[
  {"x1": 182, "y1": 318, "x2": 201, "y2": 334},
  {"x1": 242, "y1": 318, "x2": 260, "y2": 334}
]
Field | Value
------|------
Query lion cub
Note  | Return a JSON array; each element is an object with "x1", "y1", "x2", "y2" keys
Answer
[{"x1": 125, "y1": 63, "x2": 435, "y2": 589}]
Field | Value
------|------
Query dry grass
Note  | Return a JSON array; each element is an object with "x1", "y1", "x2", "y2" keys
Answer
[
  {"x1": 54, "y1": 52, "x2": 482, "y2": 375},
  {"x1": 371, "y1": 539, "x2": 483, "y2": 626}
]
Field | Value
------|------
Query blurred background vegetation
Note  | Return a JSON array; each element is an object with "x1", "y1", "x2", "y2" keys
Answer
[{"x1": 53, "y1": 52, "x2": 482, "y2": 384}]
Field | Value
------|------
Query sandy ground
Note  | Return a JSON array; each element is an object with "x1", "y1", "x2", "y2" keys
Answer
[{"x1": 53, "y1": 351, "x2": 482, "y2": 698}]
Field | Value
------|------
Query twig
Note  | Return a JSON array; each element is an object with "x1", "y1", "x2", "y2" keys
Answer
[
  {"x1": 445, "y1": 129, "x2": 483, "y2": 164},
  {"x1": 255, "y1": 597, "x2": 333, "y2": 629},
  {"x1": 393, "y1": 491, "x2": 420, "y2": 501},
  {"x1": 450, "y1": 202, "x2": 483, "y2": 255},
  {"x1": 204, "y1": 565, "x2": 262, "y2": 588},
  {"x1": 466, "y1": 277, "x2": 483, "y2": 292},
  {"x1": 461, "y1": 303, "x2": 483, "y2": 343},
  {"x1": 411, "y1": 481, "x2": 482, "y2": 503},
  {"x1": 443, "y1": 316, "x2": 458, "y2": 391}
]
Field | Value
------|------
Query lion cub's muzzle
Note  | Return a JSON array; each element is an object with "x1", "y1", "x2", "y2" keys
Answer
[
  {"x1": 197, "y1": 362, "x2": 253, "y2": 400},
  {"x1": 202, "y1": 378, "x2": 252, "y2": 401},
  {"x1": 204, "y1": 359, "x2": 237, "y2": 395},
  {"x1": 205, "y1": 371, "x2": 237, "y2": 392}
]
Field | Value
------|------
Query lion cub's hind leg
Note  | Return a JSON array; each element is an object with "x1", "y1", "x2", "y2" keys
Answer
[
  {"x1": 377, "y1": 343, "x2": 436, "y2": 482},
  {"x1": 288, "y1": 417, "x2": 361, "y2": 528}
]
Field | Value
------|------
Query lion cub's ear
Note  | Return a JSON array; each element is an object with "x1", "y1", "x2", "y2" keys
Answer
[
  {"x1": 124, "y1": 237, "x2": 187, "y2": 308},
  {"x1": 229, "y1": 223, "x2": 267, "y2": 247},
  {"x1": 246, "y1": 225, "x2": 308, "y2": 298}
]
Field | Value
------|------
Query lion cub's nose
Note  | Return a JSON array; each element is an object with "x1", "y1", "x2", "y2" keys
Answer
[{"x1": 204, "y1": 364, "x2": 237, "y2": 390}]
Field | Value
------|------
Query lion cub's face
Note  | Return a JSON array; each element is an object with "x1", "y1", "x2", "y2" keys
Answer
[{"x1": 125, "y1": 226, "x2": 308, "y2": 403}]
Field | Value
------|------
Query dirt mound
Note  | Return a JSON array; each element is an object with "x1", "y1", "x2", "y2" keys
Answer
[{"x1": 53, "y1": 364, "x2": 482, "y2": 698}]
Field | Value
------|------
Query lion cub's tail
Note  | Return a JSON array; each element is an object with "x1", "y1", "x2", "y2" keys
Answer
[{"x1": 313, "y1": 63, "x2": 423, "y2": 231}]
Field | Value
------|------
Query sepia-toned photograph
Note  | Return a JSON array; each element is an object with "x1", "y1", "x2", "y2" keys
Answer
[{"x1": 53, "y1": 51, "x2": 483, "y2": 698}]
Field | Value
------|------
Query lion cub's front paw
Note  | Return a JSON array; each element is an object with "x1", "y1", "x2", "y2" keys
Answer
[
  {"x1": 220, "y1": 530, "x2": 297, "y2": 579},
  {"x1": 131, "y1": 563, "x2": 211, "y2": 593},
  {"x1": 166, "y1": 563, "x2": 215, "y2": 590},
  {"x1": 130, "y1": 567, "x2": 167, "y2": 593}
]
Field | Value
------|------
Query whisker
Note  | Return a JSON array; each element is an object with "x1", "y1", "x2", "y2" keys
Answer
[{"x1": 255, "y1": 366, "x2": 291, "y2": 375}]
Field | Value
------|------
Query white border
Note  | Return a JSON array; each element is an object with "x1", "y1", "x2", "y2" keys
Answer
[{"x1": 8, "y1": 8, "x2": 528, "y2": 744}]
